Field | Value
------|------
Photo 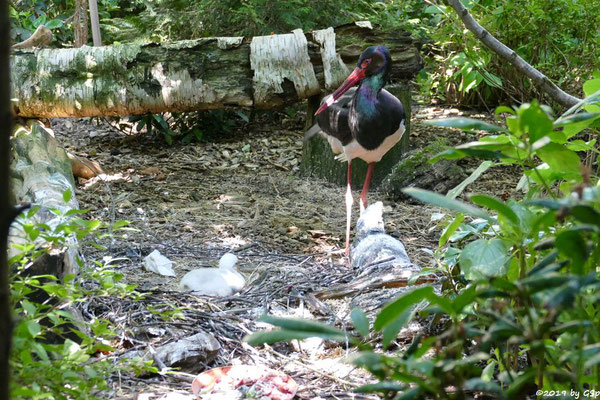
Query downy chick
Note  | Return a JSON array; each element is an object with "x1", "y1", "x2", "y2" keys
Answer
[
  {"x1": 179, "y1": 253, "x2": 245, "y2": 297},
  {"x1": 351, "y1": 202, "x2": 411, "y2": 270}
]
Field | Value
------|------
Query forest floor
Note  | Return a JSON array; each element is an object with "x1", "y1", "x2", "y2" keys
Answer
[{"x1": 51, "y1": 100, "x2": 520, "y2": 399}]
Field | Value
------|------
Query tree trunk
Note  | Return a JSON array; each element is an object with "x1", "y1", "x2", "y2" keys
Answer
[
  {"x1": 73, "y1": 0, "x2": 89, "y2": 47},
  {"x1": 446, "y1": 0, "x2": 581, "y2": 108},
  {"x1": 11, "y1": 23, "x2": 423, "y2": 118},
  {"x1": 1, "y1": 0, "x2": 14, "y2": 395},
  {"x1": 88, "y1": 0, "x2": 102, "y2": 46}
]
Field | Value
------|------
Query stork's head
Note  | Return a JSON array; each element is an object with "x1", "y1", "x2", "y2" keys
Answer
[
  {"x1": 316, "y1": 45, "x2": 392, "y2": 115},
  {"x1": 219, "y1": 253, "x2": 238, "y2": 270}
]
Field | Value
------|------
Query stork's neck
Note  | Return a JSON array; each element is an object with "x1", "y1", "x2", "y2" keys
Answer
[{"x1": 354, "y1": 74, "x2": 385, "y2": 115}]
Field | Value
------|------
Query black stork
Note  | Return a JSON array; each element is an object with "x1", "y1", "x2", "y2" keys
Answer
[{"x1": 305, "y1": 45, "x2": 406, "y2": 257}]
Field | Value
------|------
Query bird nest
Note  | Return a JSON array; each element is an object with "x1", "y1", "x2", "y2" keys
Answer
[
  {"x1": 83, "y1": 244, "x2": 435, "y2": 399},
  {"x1": 47, "y1": 104, "x2": 517, "y2": 398}
]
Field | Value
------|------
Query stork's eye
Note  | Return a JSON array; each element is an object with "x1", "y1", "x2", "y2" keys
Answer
[{"x1": 361, "y1": 58, "x2": 372, "y2": 69}]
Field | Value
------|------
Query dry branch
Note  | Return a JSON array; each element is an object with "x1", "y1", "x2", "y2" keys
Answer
[
  {"x1": 313, "y1": 273, "x2": 438, "y2": 300},
  {"x1": 11, "y1": 23, "x2": 422, "y2": 118},
  {"x1": 447, "y1": 0, "x2": 581, "y2": 108}
]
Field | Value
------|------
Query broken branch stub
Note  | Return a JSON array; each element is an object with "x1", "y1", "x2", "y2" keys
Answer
[
  {"x1": 250, "y1": 29, "x2": 320, "y2": 108},
  {"x1": 312, "y1": 27, "x2": 350, "y2": 90}
]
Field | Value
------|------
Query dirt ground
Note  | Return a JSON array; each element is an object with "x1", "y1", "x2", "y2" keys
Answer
[{"x1": 50, "y1": 101, "x2": 520, "y2": 399}]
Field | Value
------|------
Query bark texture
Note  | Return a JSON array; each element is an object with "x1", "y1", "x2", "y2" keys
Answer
[
  {"x1": 11, "y1": 23, "x2": 423, "y2": 118},
  {"x1": 88, "y1": 0, "x2": 102, "y2": 46},
  {"x1": 73, "y1": 0, "x2": 89, "y2": 47},
  {"x1": 447, "y1": 0, "x2": 581, "y2": 108},
  {"x1": 251, "y1": 29, "x2": 320, "y2": 108}
]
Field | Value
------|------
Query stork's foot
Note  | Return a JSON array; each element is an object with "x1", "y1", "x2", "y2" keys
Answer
[{"x1": 359, "y1": 194, "x2": 368, "y2": 214}]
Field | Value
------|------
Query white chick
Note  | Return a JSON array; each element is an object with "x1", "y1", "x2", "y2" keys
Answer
[
  {"x1": 179, "y1": 253, "x2": 245, "y2": 297},
  {"x1": 351, "y1": 202, "x2": 411, "y2": 269}
]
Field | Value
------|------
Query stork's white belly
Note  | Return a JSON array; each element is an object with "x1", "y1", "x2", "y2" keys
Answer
[{"x1": 344, "y1": 121, "x2": 405, "y2": 163}]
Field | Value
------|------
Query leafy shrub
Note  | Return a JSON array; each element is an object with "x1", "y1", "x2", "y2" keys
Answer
[
  {"x1": 246, "y1": 82, "x2": 600, "y2": 396},
  {"x1": 9, "y1": 197, "x2": 141, "y2": 399},
  {"x1": 413, "y1": 0, "x2": 600, "y2": 106}
]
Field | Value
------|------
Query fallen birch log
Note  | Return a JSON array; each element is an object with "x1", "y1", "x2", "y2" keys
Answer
[{"x1": 11, "y1": 22, "x2": 422, "y2": 118}]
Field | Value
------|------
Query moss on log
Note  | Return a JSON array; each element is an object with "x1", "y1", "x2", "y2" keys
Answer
[{"x1": 381, "y1": 137, "x2": 467, "y2": 199}]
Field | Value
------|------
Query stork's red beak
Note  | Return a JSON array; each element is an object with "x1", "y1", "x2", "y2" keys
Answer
[{"x1": 315, "y1": 67, "x2": 366, "y2": 115}]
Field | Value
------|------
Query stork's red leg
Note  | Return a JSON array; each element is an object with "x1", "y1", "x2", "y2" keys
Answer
[
  {"x1": 344, "y1": 161, "x2": 353, "y2": 257},
  {"x1": 359, "y1": 162, "x2": 375, "y2": 213}
]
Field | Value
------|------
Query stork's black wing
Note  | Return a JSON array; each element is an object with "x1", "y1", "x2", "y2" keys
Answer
[{"x1": 304, "y1": 88, "x2": 355, "y2": 146}]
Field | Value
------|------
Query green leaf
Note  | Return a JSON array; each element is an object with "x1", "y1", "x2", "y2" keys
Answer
[
  {"x1": 245, "y1": 330, "x2": 345, "y2": 345},
  {"x1": 446, "y1": 161, "x2": 494, "y2": 199},
  {"x1": 382, "y1": 308, "x2": 414, "y2": 348},
  {"x1": 495, "y1": 106, "x2": 515, "y2": 116},
  {"x1": 424, "y1": 4, "x2": 446, "y2": 13},
  {"x1": 439, "y1": 214, "x2": 464, "y2": 247},
  {"x1": 459, "y1": 239, "x2": 511, "y2": 280},
  {"x1": 518, "y1": 102, "x2": 553, "y2": 142},
  {"x1": 374, "y1": 286, "x2": 434, "y2": 330},
  {"x1": 21, "y1": 299, "x2": 37, "y2": 315},
  {"x1": 536, "y1": 143, "x2": 581, "y2": 174},
  {"x1": 520, "y1": 273, "x2": 571, "y2": 292},
  {"x1": 566, "y1": 139, "x2": 597, "y2": 152},
  {"x1": 583, "y1": 78, "x2": 600, "y2": 98},
  {"x1": 244, "y1": 315, "x2": 350, "y2": 345},
  {"x1": 45, "y1": 19, "x2": 63, "y2": 29},
  {"x1": 402, "y1": 188, "x2": 491, "y2": 221},
  {"x1": 26, "y1": 320, "x2": 41, "y2": 337},
  {"x1": 63, "y1": 189, "x2": 72, "y2": 203},
  {"x1": 469, "y1": 194, "x2": 519, "y2": 226},
  {"x1": 355, "y1": 381, "x2": 407, "y2": 393},
  {"x1": 258, "y1": 315, "x2": 345, "y2": 335},
  {"x1": 528, "y1": 251, "x2": 559, "y2": 276},
  {"x1": 464, "y1": 378, "x2": 503, "y2": 393},
  {"x1": 424, "y1": 117, "x2": 505, "y2": 132},
  {"x1": 584, "y1": 352, "x2": 600, "y2": 369},
  {"x1": 431, "y1": 147, "x2": 508, "y2": 162},
  {"x1": 64, "y1": 208, "x2": 89, "y2": 217},
  {"x1": 452, "y1": 284, "x2": 478, "y2": 314},
  {"x1": 555, "y1": 230, "x2": 588, "y2": 275},
  {"x1": 112, "y1": 220, "x2": 131, "y2": 230},
  {"x1": 570, "y1": 205, "x2": 600, "y2": 226},
  {"x1": 481, "y1": 360, "x2": 496, "y2": 381},
  {"x1": 350, "y1": 308, "x2": 370, "y2": 338},
  {"x1": 555, "y1": 112, "x2": 600, "y2": 137}
]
